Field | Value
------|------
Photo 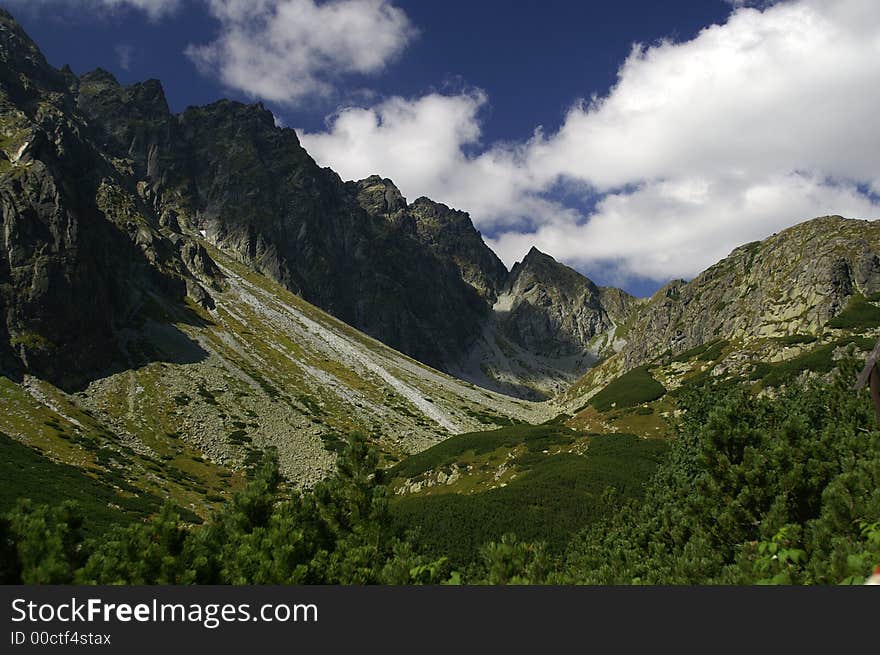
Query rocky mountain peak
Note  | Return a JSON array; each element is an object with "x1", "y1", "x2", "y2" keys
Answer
[
  {"x1": 80, "y1": 67, "x2": 120, "y2": 87},
  {"x1": 523, "y1": 244, "x2": 547, "y2": 260},
  {"x1": 508, "y1": 247, "x2": 599, "y2": 299},
  {"x1": 356, "y1": 175, "x2": 407, "y2": 215},
  {"x1": 0, "y1": 9, "x2": 66, "y2": 96},
  {"x1": 618, "y1": 215, "x2": 880, "y2": 368},
  {"x1": 516, "y1": 245, "x2": 551, "y2": 269},
  {"x1": 225, "y1": 99, "x2": 279, "y2": 129},
  {"x1": 451, "y1": 246, "x2": 638, "y2": 399},
  {"x1": 408, "y1": 196, "x2": 508, "y2": 302},
  {"x1": 78, "y1": 71, "x2": 171, "y2": 122},
  {"x1": 0, "y1": 11, "x2": 634, "y2": 402},
  {"x1": 410, "y1": 196, "x2": 472, "y2": 225}
]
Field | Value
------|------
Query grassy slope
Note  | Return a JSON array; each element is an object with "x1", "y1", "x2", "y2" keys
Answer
[
  {"x1": 1, "y1": 235, "x2": 550, "y2": 530},
  {"x1": 0, "y1": 431, "x2": 165, "y2": 535},
  {"x1": 391, "y1": 433, "x2": 667, "y2": 568},
  {"x1": 586, "y1": 366, "x2": 666, "y2": 412},
  {"x1": 0, "y1": 376, "x2": 239, "y2": 521},
  {"x1": 388, "y1": 421, "x2": 573, "y2": 480}
]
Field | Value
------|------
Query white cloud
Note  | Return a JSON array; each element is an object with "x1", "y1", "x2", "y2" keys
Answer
[
  {"x1": 115, "y1": 43, "x2": 134, "y2": 70},
  {"x1": 4, "y1": 0, "x2": 181, "y2": 20},
  {"x1": 487, "y1": 174, "x2": 880, "y2": 282},
  {"x1": 186, "y1": 0, "x2": 417, "y2": 105},
  {"x1": 301, "y1": 0, "x2": 880, "y2": 285}
]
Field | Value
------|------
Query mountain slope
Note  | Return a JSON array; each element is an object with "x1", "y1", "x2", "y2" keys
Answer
[
  {"x1": 407, "y1": 195, "x2": 509, "y2": 303},
  {"x1": 450, "y1": 247, "x2": 639, "y2": 399},
  {"x1": 560, "y1": 215, "x2": 880, "y2": 412},
  {"x1": 1, "y1": 235, "x2": 548, "y2": 506},
  {"x1": 1, "y1": 9, "x2": 651, "y2": 401},
  {"x1": 394, "y1": 217, "x2": 880, "y2": 555},
  {"x1": 73, "y1": 69, "x2": 493, "y2": 370},
  {"x1": 0, "y1": 9, "x2": 550, "y2": 508},
  {"x1": 620, "y1": 215, "x2": 880, "y2": 367},
  {"x1": 0, "y1": 13, "x2": 223, "y2": 390}
]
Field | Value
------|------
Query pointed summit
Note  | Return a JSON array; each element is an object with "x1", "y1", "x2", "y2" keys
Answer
[
  {"x1": 356, "y1": 175, "x2": 407, "y2": 215},
  {"x1": 80, "y1": 67, "x2": 120, "y2": 86},
  {"x1": 408, "y1": 196, "x2": 508, "y2": 302},
  {"x1": 509, "y1": 246, "x2": 598, "y2": 295},
  {"x1": 0, "y1": 9, "x2": 66, "y2": 94},
  {"x1": 516, "y1": 245, "x2": 561, "y2": 272}
]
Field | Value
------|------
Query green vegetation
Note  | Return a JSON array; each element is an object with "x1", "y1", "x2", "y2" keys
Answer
[
  {"x1": 391, "y1": 434, "x2": 667, "y2": 569},
  {"x1": 1, "y1": 435, "x2": 452, "y2": 584},
  {"x1": 671, "y1": 339, "x2": 728, "y2": 363},
  {"x1": 587, "y1": 366, "x2": 666, "y2": 412},
  {"x1": 3, "y1": 362, "x2": 879, "y2": 585},
  {"x1": 749, "y1": 362, "x2": 774, "y2": 381},
  {"x1": 759, "y1": 336, "x2": 873, "y2": 387},
  {"x1": 228, "y1": 430, "x2": 251, "y2": 445},
  {"x1": 698, "y1": 339, "x2": 729, "y2": 361},
  {"x1": 0, "y1": 431, "x2": 162, "y2": 535},
  {"x1": 195, "y1": 384, "x2": 219, "y2": 406},
  {"x1": 827, "y1": 294, "x2": 880, "y2": 329},
  {"x1": 562, "y1": 360, "x2": 880, "y2": 584},
  {"x1": 773, "y1": 334, "x2": 818, "y2": 346},
  {"x1": 9, "y1": 331, "x2": 55, "y2": 351},
  {"x1": 464, "y1": 408, "x2": 521, "y2": 427},
  {"x1": 389, "y1": 423, "x2": 576, "y2": 480}
]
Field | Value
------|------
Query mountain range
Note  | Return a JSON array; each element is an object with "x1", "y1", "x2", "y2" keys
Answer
[{"x1": 2, "y1": 8, "x2": 879, "y2": 520}]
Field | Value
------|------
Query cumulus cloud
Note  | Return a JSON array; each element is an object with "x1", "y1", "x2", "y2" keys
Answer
[
  {"x1": 186, "y1": 0, "x2": 417, "y2": 105},
  {"x1": 301, "y1": 0, "x2": 880, "y2": 285},
  {"x1": 487, "y1": 175, "x2": 880, "y2": 282},
  {"x1": 4, "y1": 0, "x2": 181, "y2": 20}
]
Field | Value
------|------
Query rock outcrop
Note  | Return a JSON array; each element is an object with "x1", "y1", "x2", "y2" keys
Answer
[
  {"x1": 619, "y1": 216, "x2": 880, "y2": 367},
  {"x1": 0, "y1": 10, "x2": 223, "y2": 389},
  {"x1": 407, "y1": 196, "x2": 508, "y2": 303},
  {"x1": 0, "y1": 10, "x2": 650, "y2": 396},
  {"x1": 6, "y1": 9, "x2": 876, "y2": 407},
  {"x1": 450, "y1": 247, "x2": 640, "y2": 399},
  {"x1": 498, "y1": 247, "x2": 635, "y2": 357},
  {"x1": 73, "y1": 72, "x2": 494, "y2": 369}
]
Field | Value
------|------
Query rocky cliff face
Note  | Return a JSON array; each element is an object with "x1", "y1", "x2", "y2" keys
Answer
[
  {"x1": 449, "y1": 247, "x2": 640, "y2": 399},
  {"x1": 72, "y1": 67, "x2": 495, "y2": 370},
  {"x1": 0, "y1": 10, "x2": 651, "y2": 396},
  {"x1": 619, "y1": 216, "x2": 880, "y2": 367},
  {"x1": 0, "y1": 11, "x2": 556, "y2": 495},
  {"x1": 12, "y1": 9, "x2": 872, "y2": 410},
  {"x1": 0, "y1": 11, "x2": 223, "y2": 390},
  {"x1": 559, "y1": 214, "x2": 880, "y2": 412},
  {"x1": 407, "y1": 196, "x2": 509, "y2": 303},
  {"x1": 498, "y1": 247, "x2": 635, "y2": 357}
]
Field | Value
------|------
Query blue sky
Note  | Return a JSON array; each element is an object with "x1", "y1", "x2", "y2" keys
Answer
[
  {"x1": 7, "y1": 0, "x2": 880, "y2": 296},
  {"x1": 13, "y1": 2, "x2": 731, "y2": 138}
]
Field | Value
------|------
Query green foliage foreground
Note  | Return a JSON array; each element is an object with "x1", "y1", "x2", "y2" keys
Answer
[
  {"x1": 1, "y1": 436, "x2": 447, "y2": 585},
  {"x1": 2, "y1": 359, "x2": 879, "y2": 584},
  {"x1": 563, "y1": 358, "x2": 880, "y2": 584},
  {"x1": 391, "y1": 435, "x2": 667, "y2": 571}
]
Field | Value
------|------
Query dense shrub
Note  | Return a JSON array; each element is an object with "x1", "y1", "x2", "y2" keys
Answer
[
  {"x1": 391, "y1": 435, "x2": 666, "y2": 569},
  {"x1": 760, "y1": 337, "x2": 873, "y2": 387},
  {"x1": 827, "y1": 294, "x2": 880, "y2": 329},
  {"x1": 3, "y1": 435, "x2": 450, "y2": 585},
  {"x1": 588, "y1": 366, "x2": 666, "y2": 412},
  {"x1": 388, "y1": 423, "x2": 575, "y2": 479},
  {"x1": 561, "y1": 358, "x2": 880, "y2": 584}
]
